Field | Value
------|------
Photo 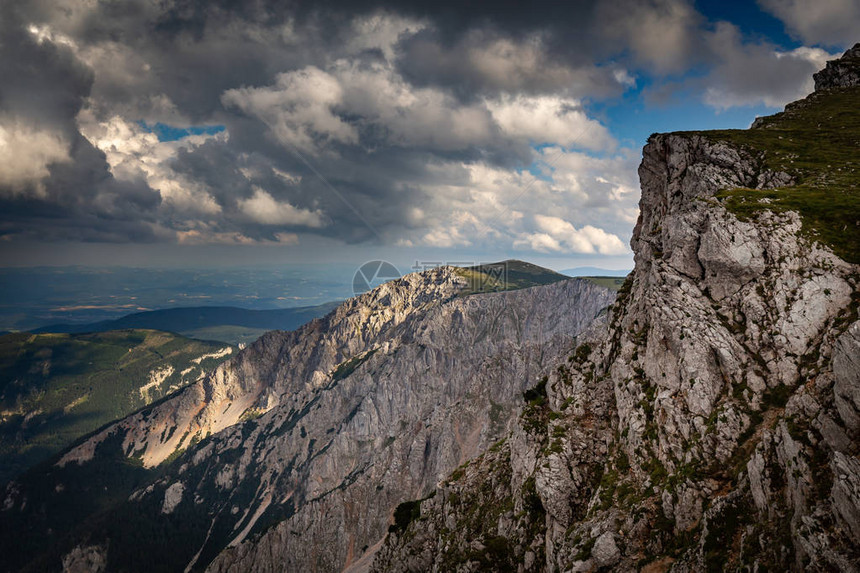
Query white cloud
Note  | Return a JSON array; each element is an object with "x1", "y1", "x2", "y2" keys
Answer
[
  {"x1": 0, "y1": 119, "x2": 70, "y2": 196},
  {"x1": 176, "y1": 229, "x2": 256, "y2": 245},
  {"x1": 10, "y1": 6, "x2": 644, "y2": 253},
  {"x1": 78, "y1": 113, "x2": 223, "y2": 215},
  {"x1": 613, "y1": 69, "x2": 637, "y2": 87},
  {"x1": 175, "y1": 228, "x2": 299, "y2": 246},
  {"x1": 486, "y1": 95, "x2": 615, "y2": 151},
  {"x1": 271, "y1": 167, "x2": 302, "y2": 185},
  {"x1": 396, "y1": 26, "x2": 630, "y2": 97},
  {"x1": 221, "y1": 60, "x2": 615, "y2": 155},
  {"x1": 396, "y1": 146, "x2": 639, "y2": 255},
  {"x1": 27, "y1": 23, "x2": 78, "y2": 50},
  {"x1": 333, "y1": 60, "x2": 496, "y2": 150},
  {"x1": 460, "y1": 33, "x2": 611, "y2": 94},
  {"x1": 702, "y1": 23, "x2": 836, "y2": 109},
  {"x1": 758, "y1": 0, "x2": 860, "y2": 46},
  {"x1": 518, "y1": 214, "x2": 628, "y2": 255},
  {"x1": 239, "y1": 187, "x2": 326, "y2": 227},
  {"x1": 27, "y1": 21, "x2": 185, "y2": 125},
  {"x1": 222, "y1": 67, "x2": 358, "y2": 153},
  {"x1": 274, "y1": 232, "x2": 300, "y2": 245}
]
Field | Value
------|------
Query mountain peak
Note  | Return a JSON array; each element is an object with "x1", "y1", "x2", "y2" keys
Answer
[
  {"x1": 454, "y1": 260, "x2": 570, "y2": 295},
  {"x1": 813, "y1": 41, "x2": 860, "y2": 91}
]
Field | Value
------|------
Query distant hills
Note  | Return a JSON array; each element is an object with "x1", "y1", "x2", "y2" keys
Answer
[
  {"x1": 559, "y1": 266, "x2": 631, "y2": 277},
  {"x1": 34, "y1": 302, "x2": 340, "y2": 345},
  {"x1": 0, "y1": 330, "x2": 233, "y2": 483},
  {"x1": 25, "y1": 265, "x2": 626, "y2": 345}
]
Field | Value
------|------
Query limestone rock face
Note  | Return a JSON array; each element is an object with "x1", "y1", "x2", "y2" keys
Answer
[
  {"x1": 57, "y1": 268, "x2": 479, "y2": 470},
  {"x1": 372, "y1": 47, "x2": 860, "y2": 573},
  {"x1": 61, "y1": 545, "x2": 106, "y2": 573},
  {"x1": 199, "y1": 276, "x2": 614, "y2": 573},
  {"x1": 3, "y1": 266, "x2": 615, "y2": 573}
]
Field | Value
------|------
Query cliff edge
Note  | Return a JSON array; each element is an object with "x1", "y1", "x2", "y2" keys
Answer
[{"x1": 373, "y1": 43, "x2": 860, "y2": 573}]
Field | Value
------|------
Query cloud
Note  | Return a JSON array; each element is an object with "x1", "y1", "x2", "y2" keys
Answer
[
  {"x1": 223, "y1": 67, "x2": 358, "y2": 153},
  {"x1": 702, "y1": 22, "x2": 835, "y2": 110},
  {"x1": 516, "y1": 214, "x2": 627, "y2": 254},
  {"x1": 395, "y1": 27, "x2": 628, "y2": 98},
  {"x1": 175, "y1": 229, "x2": 300, "y2": 246},
  {"x1": 487, "y1": 95, "x2": 615, "y2": 151},
  {"x1": 78, "y1": 114, "x2": 223, "y2": 216},
  {"x1": 758, "y1": 0, "x2": 860, "y2": 47},
  {"x1": 239, "y1": 187, "x2": 326, "y2": 227},
  {"x1": 223, "y1": 58, "x2": 615, "y2": 156},
  {"x1": 387, "y1": 146, "x2": 639, "y2": 254},
  {"x1": 0, "y1": 1, "x2": 640, "y2": 254},
  {"x1": 7, "y1": 0, "x2": 836, "y2": 261},
  {"x1": 596, "y1": 0, "x2": 703, "y2": 74},
  {"x1": 0, "y1": 119, "x2": 70, "y2": 196},
  {"x1": 334, "y1": 59, "x2": 497, "y2": 151},
  {"x1": 346, "y1": 12, "x2": 426, "y2": 60},
  {"x1": 0, "y1": 5, "x2": 166, "y2": 243}
]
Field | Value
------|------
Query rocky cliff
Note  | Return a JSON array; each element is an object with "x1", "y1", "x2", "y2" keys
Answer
[
  {"x1": 1, "y1": 266, "x2": 615, "y2": 572},
  {"x1": 372, "y1": 46, "x2": 860, "y2": 572}
]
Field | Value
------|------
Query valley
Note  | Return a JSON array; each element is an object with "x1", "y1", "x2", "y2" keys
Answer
[{"x1": 0, "y1": 330, "x2": 234, "y2": 483}]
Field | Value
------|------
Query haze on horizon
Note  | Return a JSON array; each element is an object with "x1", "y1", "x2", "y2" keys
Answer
[{"x1": 1, "y1": 0, "x2": 858, "y2": 271}]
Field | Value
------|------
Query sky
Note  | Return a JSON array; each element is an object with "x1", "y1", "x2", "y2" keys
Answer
[{"x1": 0, "y1": 0, "x2": 857, "y2": 272}]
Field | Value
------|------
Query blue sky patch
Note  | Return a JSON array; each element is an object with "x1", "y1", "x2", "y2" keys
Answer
[{"x1": 138, "y1": 122, "x2": 226, "y2": 142}]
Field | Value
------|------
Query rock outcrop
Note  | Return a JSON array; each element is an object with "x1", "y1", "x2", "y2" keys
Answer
[
  {"x1": 372, "y1": 45, "x2": 860, "y2": 573},
  {"x1": 814, "y1": 42, "x2": 860, "y2": 90}
]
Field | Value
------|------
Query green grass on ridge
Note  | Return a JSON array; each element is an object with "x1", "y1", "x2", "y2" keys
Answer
[
  {"x1": 686, "y1": 86, "x2": 860, "y2": 263},
  {"x1": 454, "y1": 260, "x2": 570, "y2": 296}
]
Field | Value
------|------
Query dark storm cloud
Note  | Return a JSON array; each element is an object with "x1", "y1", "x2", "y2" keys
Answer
[
  {"x1": 392, "y1": 27, "x2": 626, "y2": 100},
  {"x1": 0, "y1": 3, "x2": 163, "y2": 243},
  {"x1": 0, "y1": 6, "x2": 91, "y2": 136},
  {"x1": 165, "y1": 128, "x2": 450, "y2": 244},
  {"x1": 151, "y1": 0, "x2": 597, "y2": 38}
]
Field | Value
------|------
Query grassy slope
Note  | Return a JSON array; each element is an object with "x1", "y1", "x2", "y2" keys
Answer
[
  {"x1": 0, "y1": 330, "x2": 233, "y2": 483},
  {"x1": 454, "y1": 260, "x2": 571, "y2": 296},
  {"x1": 687, "y1": 85, "x2": 860, "y2": 263}
]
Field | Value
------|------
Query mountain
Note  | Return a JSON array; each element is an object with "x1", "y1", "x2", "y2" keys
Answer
[
  {"x1": 373, "y1": 45, "x2": 860, "y2": 572},
  {"x1": 0, "y1": 263, "x2": 616, "y2": 572},
  {"x1": 0, "y1": 330, "x2": 233, "y2": 484},
  {"x1": 560, "y1": 266, "x2": 632, "y2": 277},
  {"x1": 33, "y1": 302, "x2": 340, "y2": 345},
  {"x1": 455, "y1": 260, "x2": 571, "y2": 295}
]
